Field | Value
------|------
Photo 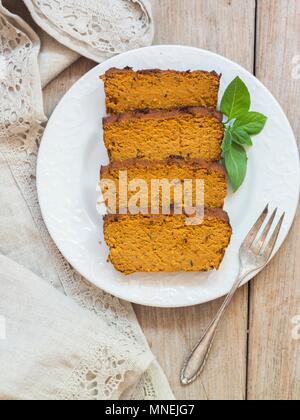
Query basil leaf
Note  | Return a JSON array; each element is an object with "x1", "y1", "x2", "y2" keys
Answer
[
  {"x1": 224, "y1": 143, "x2": 248, "y2": 192},
  {"x1": 234, "y1": 112, "x2": 267, "y2": 135},
  {"x1": 220, "y1": 76, "x2": 251, "y2": 121},
  {"x1": 232, "y1": 127, "x2": 253, "y2": 147},
  {"x1": 221, "y1": 128, "x2": 233, "y2": 152}
]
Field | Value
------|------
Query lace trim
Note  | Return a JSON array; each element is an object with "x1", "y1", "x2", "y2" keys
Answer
[
  {"x1": 56, "y1": 343, "x2": 133, "y2": 400},
  {"x1": 55, "y1": 338, "x2": 153, "y2": 400},
  {"x1": 23, "y1": 0, "x2": 154, "y2": 62},
  {"x1": 0, "y1": 3, "x2": 172, "y2": 400}
]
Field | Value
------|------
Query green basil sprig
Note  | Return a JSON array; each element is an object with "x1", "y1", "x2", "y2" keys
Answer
[{"x1": 220, "y1": 77, "x2": 267, "y2": 192}]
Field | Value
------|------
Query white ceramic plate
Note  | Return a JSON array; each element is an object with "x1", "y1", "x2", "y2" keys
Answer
[{"x1": 37, "y1": 45, "x2": 299, "y2": 308}]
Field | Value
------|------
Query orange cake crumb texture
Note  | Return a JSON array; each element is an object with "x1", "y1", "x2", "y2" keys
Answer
[
  {"x1": 101, "y1": 159, "x2": 227, "y2": 210},
  {"x1": 104, "y1": 111, "x2": 224, "y2": 162},
  {"x1": 101, "y1": 68, "x2": 220, "y2": 114},
  {"x1": 104, "y1": 212, "x2": 232, "y2": 275}
]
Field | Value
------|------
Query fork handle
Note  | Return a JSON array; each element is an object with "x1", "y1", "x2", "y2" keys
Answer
[{"x1": 181, "y1": 269, "x2": 251, "y2": 385}]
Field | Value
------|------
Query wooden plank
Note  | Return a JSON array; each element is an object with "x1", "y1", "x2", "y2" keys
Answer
[
  {"x1": 134, "y1": 0, "x2": 256, "y2": 400},
  {"x1": 44, "y1": 58, "x2": 94, "y2": 116},
  {"x1": 247, "y1": 0, "x2": 300, "y2": 401}
]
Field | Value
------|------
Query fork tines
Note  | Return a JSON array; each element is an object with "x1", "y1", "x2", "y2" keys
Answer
[{"x1": 242, "y1": 204, "x2": 285, "y2": 260}]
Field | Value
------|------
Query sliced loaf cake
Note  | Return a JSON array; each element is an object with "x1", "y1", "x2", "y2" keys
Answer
[
  {"x1": 103, "y1": 107, "x2": 224, "y2": 162},
  {"x1": 101, "y1": 158, "x2": 227, "y2": 211},
  {"x1": 104, "y1": 209, "x2": 232, "y2": 274},
  {"x1": 101, "y1": 68, "x2": 221, "y2": 114}
]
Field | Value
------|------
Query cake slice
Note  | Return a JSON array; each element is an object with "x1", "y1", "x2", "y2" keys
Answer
[
  {"x1": 103, "y1": 107, "x2": 224, "y2": 162},
  {"x1": 100, "y1": 158, "x2": 227, "y2": 211},
  {"x1": 104, "y1": 209, "x2": 232, "y2": 274},
  {"x1": 101, "y1": 68, "x2": 221, "y2": 114}
]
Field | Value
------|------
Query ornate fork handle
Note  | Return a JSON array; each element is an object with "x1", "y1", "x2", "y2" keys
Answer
[
  {"x1": 181, "y1": 206, "x2": 285, "y2": 386},
  {"x1": 181, "y1": 267, "x2": 257, "y2": 385}
]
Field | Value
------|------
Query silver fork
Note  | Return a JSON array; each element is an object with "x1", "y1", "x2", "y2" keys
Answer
[{"x1": 180, "y1": 204, "x2": 285, "y2": 386}]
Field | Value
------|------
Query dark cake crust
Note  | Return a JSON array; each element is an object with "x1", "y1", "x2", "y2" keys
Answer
[
  {"x1": 100, "y1": 158, "x2": 226, "y2": 177},
  {"x1": 102, "y1": 67, "x2": 220, "y2": 78},
  {"x1": 103, "y1": 106, "x2": 223, "y2": 125},
  {"x1": 104, "y1": 208, "x2": 231, "y2": 224}
]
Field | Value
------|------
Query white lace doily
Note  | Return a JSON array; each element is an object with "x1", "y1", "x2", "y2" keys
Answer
[
  {"x1": 23, "y1": 0, "x2": 154, "y2": 62},
  {"x1": 0, "y1": 1, "x2": 173, "y2": 401}
]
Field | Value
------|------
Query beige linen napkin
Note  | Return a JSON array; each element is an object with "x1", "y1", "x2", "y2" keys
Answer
[
  {"x1": 0, "y1": 0, "x2": 174, "y2": 400},
  {"x1": 0, "y1": 255, "x2": 154, "y2": 400}
]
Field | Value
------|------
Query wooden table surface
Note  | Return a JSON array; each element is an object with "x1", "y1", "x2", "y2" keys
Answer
[{"x1": 41, "y1": 0, "x2": 300, "y2": 400}]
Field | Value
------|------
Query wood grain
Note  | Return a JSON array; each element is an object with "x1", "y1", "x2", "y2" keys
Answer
[
  {"x1": 247, "y1": 0, "x2": 300, "y2": 401},
  {"x1": 134, "y1": 0, "x2": 256, "y2": 400}
]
